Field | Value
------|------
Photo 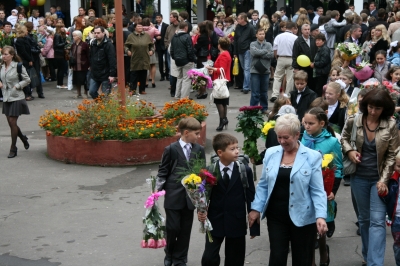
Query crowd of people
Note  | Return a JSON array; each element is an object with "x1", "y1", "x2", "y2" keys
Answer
[{"x1": 3, "y1": 1, "x2": 400, "y2": 265}]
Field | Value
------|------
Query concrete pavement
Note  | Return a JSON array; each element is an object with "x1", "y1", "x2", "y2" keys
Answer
[{"x1": 0, "y1": 74, "x2": 396, "y2": 265}]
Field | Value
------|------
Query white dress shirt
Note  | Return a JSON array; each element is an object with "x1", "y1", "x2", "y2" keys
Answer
[
  {"x1": 303, "y1": 36, "x2": 310, "y2": 47},
  {"x1": 313, "y1": 14, "x2": 320, "y2": 25},
  {"x1": 273, "y1": 31, "x2": 298, "y2": 56},
  {"x1": 179, "y1": 139, "x2": 192, "y2": 154},
  {"x1": 328, "y1": 101, "x2": 338, "y2": 119},
  {"x1": 219, "y1": 161, "x2": 234, "y2": 179}
]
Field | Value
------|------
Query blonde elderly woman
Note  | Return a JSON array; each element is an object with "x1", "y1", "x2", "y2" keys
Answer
[
  {"x1": 0, "y1": 46, "x2": 31, "y2": 158},
  {"x1": 249, "y1": 113, "x2": 328, "y2": 265}
]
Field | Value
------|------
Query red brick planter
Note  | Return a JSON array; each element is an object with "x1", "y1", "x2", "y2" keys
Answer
[{"x1": 45, "y1": 122, "x2": 206, "y2": 166}]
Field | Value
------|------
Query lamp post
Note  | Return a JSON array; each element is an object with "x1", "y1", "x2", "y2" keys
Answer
[{"x1": 114, "y1": 0, "x2": 126, "y2": 106}]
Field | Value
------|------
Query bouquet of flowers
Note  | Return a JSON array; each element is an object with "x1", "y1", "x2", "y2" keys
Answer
[
  {"x1": 349, "y1": 60, "x2": 374, "y2": 82},
  {"x1": 322, "y1": 154, "x2": 336, "y2": 218},
  {"x1": 181, "y1": 169, "x2": 217, "y2": 242},
  {"x1": 187, "y1": 68, "x2": 213, "y2": 91},
  {"x1": 236, "y1": 106, "x2": 265, "y2": 180},
  {"x1": 362, "y1": 78, "x2": 380, "y2": 89},
  {"x1": 261, "y1": 120, "x2": 275, "y2": 140},
  {"x1": 382, "y1": 80, "x2": 400, "y2": 102},
  {"x1": 0, "y1": 31, "x2": 15, "y2": 49},
  {"x1": 141, "y1": 176, "x2": 166, "y2": 249},
  {"x1": 336, "y1": 42, "x2": 362, "y2": 61}
]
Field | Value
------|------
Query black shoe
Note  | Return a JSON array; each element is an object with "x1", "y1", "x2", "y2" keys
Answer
[
  {"x1": 8, "y1": 148, "x2": 17, "y2": 158},
  {"x1": 243, "y1": 90, "x2": 249, "y2": 94},
  {"x1": 152, "y1": 83, "x2": 156, "y2": 88},
  {"x1": 326, "y1": 221, "x2": 335, "y2": 238},
  {"x1": 22, "y1": 135, "x2": 29, "y2": 150},
  {"x1": 196, "y1": 93, "x2": 208, "y2": 99},
  {"x1": 145, "y1": 84, "x2": 148, "y2": 88},
  {"x1": 38, "y1": 94, "x2": 45, "y2": 98},
  {"x1": 160, "y1": 78, "x2": 165, "y2": 81},
  {"x1": 166, "y1": 75, "x2": 170, "y2": 79},
  {"x1": 270, "y1": 97, "x2": 277, "y2": 102},
  {"x1": 234, "y1": 87, "x2": 242, "y2": 90},
  {"x1": 170, "y1": 94, "x2": 175, "y2": 97},
  {"x1": 164, "y1": 259, "x2": 172, "y2": 266},
  {"x1": 223, "y1": 117, "x2": 229, "y2": 129},
  {"x1": 216, "y1": 118, "x2": 224, "y2": 131},
  {"x1": 343, "y1": 176, "x2": 351, "y2": 186}
]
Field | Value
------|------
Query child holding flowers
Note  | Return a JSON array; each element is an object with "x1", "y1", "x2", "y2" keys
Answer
[
  {"x1": 198, "y1": 133, "x2": 259, "y2": 266},
  {"x1": 301, "y1": 107, "x2": 343, "y2": 266},
  {"x1": 156, "y1": 117, "x2": 206, "y2": 266}
]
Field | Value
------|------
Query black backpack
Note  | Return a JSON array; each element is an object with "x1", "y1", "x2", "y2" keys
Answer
[
  {"x1": 17, "y1": 62, "x2": 31, "y2": 96},
  {"x1": 208, "y1": 154, "x2": 250, "y2": 201}
]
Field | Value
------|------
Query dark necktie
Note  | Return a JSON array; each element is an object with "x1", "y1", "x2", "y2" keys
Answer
[{"x1": 223, "y1": 167, "x2": 230, "y2": 187}]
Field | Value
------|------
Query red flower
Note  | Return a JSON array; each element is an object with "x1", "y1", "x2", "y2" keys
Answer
[
  {"x1": 382, "y1": 80, "x2": 393, "y2": 90},
  {"x1": 239, "y1": 106, "x2": 263, "y2": 112},
  {"x1": 199, "y1": 169, "x2": 217, "y2": 186}
]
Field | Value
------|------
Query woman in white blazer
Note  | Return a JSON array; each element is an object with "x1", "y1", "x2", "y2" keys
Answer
[
  {"x1": 249, "y1": 113, "x2": 328, "y2": 265},
  {"x1": 0, "y1": 46, "x2": 31, "y2": 158}
]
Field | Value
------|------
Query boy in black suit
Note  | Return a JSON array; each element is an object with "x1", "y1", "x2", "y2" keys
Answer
[
  {"x1": 290, "y1": 70, "x2": 317, "y2": 121},
  {"x1": 156, "y1": 117, "x2": 206, "y2": 266},
  {"x1": 340, "y1": 69, "x2": 355, "y2": 97},
  {"x1": 198, "y1": 133, "x2": 259, "y2": 266}
]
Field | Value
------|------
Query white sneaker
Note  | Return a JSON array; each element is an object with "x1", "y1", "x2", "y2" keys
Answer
[{"x1": 56, "y1": 85, "x2": 61, "y2": 89}]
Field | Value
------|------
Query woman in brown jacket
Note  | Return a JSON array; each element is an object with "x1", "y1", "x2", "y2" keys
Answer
[
  {"x1": 124, "y1": 23, "x2": 154, "y2": 95},
  {"x1": 341, "y1": 88, "x2": 400, "y2": 266},
  {"x1": 70, "y1": 30, "x2": 90, "y2": 98}
]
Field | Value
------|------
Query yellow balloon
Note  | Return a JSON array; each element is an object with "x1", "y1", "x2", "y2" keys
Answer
[
  {"x1": 37, "y1": 0, "x2": 45, "y2": 6},
  {"x1": 297, "y1": 55, "x2": 311, "y2": 67}
]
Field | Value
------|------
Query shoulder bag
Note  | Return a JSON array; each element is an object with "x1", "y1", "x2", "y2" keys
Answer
[
  {"x1": 342, "y1": 114, "x2": 359, "y2": 175},
  {"x1": 211, "y1": 68, "x2": 229, "y2": 100},
  {"x1": 254, "y1": 58, "x2": 268, "y2": 74}
]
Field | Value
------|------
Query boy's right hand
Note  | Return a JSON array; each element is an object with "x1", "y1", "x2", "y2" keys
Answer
[{"x1": 198, "y1": 211, "x2": 207, "y2": 222}]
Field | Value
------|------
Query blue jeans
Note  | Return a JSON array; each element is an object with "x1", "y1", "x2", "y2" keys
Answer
[
  {"x1": 250, "y1": 73, "x2": 269, "y2": 111},
  {"x1": 238, "y1": 50, "x2": 251, "y2": 91},
  {"x1": 392, "y1": 216, "x2": 400, "y2": 266},
  {"x1": 351, "y1": 176, "x2": 386, "y2": 265},
  {"x1": 89, "y1": 78, "x2": 111, "y2": 99}
]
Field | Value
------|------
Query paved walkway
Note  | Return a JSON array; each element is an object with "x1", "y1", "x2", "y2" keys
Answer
[{"x1": 0, "y1": 75, "x2": 395, "y2": 265}]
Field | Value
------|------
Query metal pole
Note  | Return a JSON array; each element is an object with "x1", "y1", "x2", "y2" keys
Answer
[{"x1": 115, "y1": 0, "x2": 126, "y2": 106}]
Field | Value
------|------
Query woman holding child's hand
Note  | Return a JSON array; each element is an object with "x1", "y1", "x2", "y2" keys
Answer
[{"x1": 250, "y1": 114, "x2": 327, "y2": 265}]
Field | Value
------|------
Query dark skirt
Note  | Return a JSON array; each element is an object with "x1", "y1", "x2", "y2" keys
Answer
[
  {"x1": 214, "y1": 97, "x2": 229, "y2": 105},
  {"x1": 2, "y1": 100, "x2": 30, "y2": 116},
  {"x1": 73, "y1": 71, "x2": 88, "y2": 86}
]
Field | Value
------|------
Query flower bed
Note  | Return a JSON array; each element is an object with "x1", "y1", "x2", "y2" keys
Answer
[{"x1": 40, "y1": 95, "x2": 208, "y2": 165}]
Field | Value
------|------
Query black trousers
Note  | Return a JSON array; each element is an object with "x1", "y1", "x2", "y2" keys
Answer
[
  {"x1": 130, "y1": 69, "x2": 147, "y2": 93},
  {"x1": 32, "y1": 54, "x2": 44, "y2": 96},
  {"x1": 124, "y1": 56, "x2": 130, "y2": 86},
  {"x1": 54, "y1": 57, "x2": 66, "y2": 86},
  {"x1": 165, "y1": 207, "x2": 194, "y2": 265},
  {"x1": 267, "y1": 215, "x2": 316, "y2": 266},
  {"x1": 157, "y1": 49, "x2": 169, "y2": 78},
  {"x1": 201, "y1": 235, "x2": 245, "y2": 266},
  {"x1": 314, "y1": 74, "x2": 328, "y2": 97},
  {"x1": 46, "y1": 58, "x2": 56, "y2": 80}
]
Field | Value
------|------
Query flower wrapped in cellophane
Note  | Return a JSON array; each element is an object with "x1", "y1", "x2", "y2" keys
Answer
[
  {"x1": 322, "y1": 154, "x2": 336, "y2": 218},
  {"x1": 336, "y1": 42, "x2": 362, "y2": 61},
  {"x1": 181, "y1": 170, "x2": 217, "y2": 242},
  {"x1": 141, "y1": 176, "x2": 166, "y2": 249},
  {"x1": 349, "y1": 60, "x2": 374, "y2": 82},
  {"x1": 187, "y1": 65, "x2": 213, "y2": 91},
  {"x1": 382, "y1": 80, "x2": 400, "y2": 102}
]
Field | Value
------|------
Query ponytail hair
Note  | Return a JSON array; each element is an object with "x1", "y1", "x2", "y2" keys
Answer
[
  {"x1": 327, "y1": 82, "x2": 349, "y2": 108},
  {"x1": 306, "y1": 107, "x2": 337, "y2": 138}
]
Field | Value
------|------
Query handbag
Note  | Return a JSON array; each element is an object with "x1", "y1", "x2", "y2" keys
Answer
[
  {"x1": 233, "y1": 57, "x2": 239, "y2": 75},
  {"x1": 211, "y1": 68, "x2": 229, "y2": 100},
  {"x1": 342, "y1": 114, "x2": 359, "y2": 175},
  {"x1": 69, "y1": 45, "x2": 77, "y2": 66},
  {"x1": 254, "y1": 58, "x2": 268, "y2": 74},
  {"x1": 39, "y1": 54, "x2": 47, "y2": 67},
  {"x1": 27, "y1": 67, "x2": 40, "y2": 88}
]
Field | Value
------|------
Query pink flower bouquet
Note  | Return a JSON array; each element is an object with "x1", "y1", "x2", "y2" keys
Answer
[
  {"x1": 141, "y1": 176, "x2": 166, "y2": 249},
  {"x1": 349, "y1": 61, "x2": 374, "y2": 82},
  {"x1": 382, "y1": 80, "x2": 400, "y2": 101},
  {"x1": 187, "y1": 69, "x2": 213, "y2": 91}
]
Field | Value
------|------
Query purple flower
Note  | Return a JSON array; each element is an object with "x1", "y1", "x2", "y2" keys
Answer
[{"x1": 198, "y1": 179, "x2": 206, "y2": 193}]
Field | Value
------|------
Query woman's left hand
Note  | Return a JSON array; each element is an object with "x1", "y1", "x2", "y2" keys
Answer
[
  {"x1": 376, "y1": 182, "x2": 388, "y2": 196},
  {"x1": 316, "y1": 218, "x2": 328, "y2": 236}
]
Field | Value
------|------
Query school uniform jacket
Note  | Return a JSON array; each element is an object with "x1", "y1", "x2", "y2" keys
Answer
[
  {"x1": 156, "y1": 141, "x2": 206, "y2": 210},
  {"x1": 329, "y1": 104, "x2": 346, "y2": 132},
  {"x1": 290, "y1": 86, "x2": 317, "y2": 122},
  {"x1": 208, "y1": 164, "x2": 260, "y2": 238}
]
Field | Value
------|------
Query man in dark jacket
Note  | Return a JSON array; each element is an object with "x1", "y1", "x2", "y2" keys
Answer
[
  {"x1": 292, "y1": 24, "x2": 317, "y2": 92},
  {"x1": 155, "y1": 13, "x2": 170, "y2": 81},
  {"x1": 25, "y1": 22, "x2": 44, "y2": 99},
  {"x1": 88, "y1": 26, "x2": 117, "y2": 99},
  {"x1": 234, "y1": 12, "x2": 256, "y2": 94},
  {"x1": 170, "y1": 21, "x2": 196, "y2": 99}
]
